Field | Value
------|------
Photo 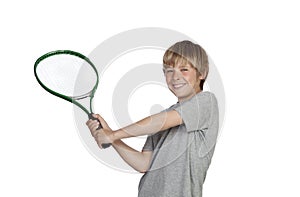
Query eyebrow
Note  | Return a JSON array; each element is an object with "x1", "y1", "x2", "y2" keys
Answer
[
  {"x1": 178, "y1": 64, "x2": 193, "y2": 69},
  {"x1": 164, "y1": 63, "x2": 191, "y2": 69}
]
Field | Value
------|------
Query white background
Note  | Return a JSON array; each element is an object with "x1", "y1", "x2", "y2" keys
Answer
[{"x1": 1, "y1": 0, "x2": 299, "y2": 196}]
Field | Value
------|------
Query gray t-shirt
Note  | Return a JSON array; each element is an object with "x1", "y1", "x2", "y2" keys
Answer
[{"x1": 138, "y1": 91, "x2": 219, "y2": 197}]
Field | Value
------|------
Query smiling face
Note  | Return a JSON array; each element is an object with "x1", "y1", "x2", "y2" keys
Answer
[
  {"x1": 163, "y1": 41, "x2": 209, "y2": 102},
  {"x1": 164, "y1": 63, "x2": 203, "y2": 102}
]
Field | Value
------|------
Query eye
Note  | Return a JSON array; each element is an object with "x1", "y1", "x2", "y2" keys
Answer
[
  {"x1": 165, "y1": 69, "x2": 174, "y2": 73},
  {"x1": 181, "y1": 68, "x2": 189, "y2": 72}
]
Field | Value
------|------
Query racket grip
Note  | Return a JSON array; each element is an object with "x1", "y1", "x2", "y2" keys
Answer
[
  {"x1": 101, "y1": 143, "x2": 112, "y2": 149},
  {"x1": 88, "y1": 114, "x2": 112, "y2": 149},
  {"x1": 88, "y1": 113, "x2": 103, "y2": 129}
]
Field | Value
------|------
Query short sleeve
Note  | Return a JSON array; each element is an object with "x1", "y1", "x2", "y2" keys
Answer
[{"x1": 173, "y1": 92, "x2": 218, "y2": 132}]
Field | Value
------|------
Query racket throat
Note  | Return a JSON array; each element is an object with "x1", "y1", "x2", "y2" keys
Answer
[{"x1": 70, "y1": 90, "x2": 93, "y2": 100}]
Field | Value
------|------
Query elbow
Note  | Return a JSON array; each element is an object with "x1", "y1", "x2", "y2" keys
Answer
[
  {"x1": 136, "y1": 163, "x2": 150, "y2": 173},
  {"x1": 135, "y1": 151, "x2": 151, "y2": 173},
  {"x1": 137, "y1": 165, "x2": 149, "y2": 173},
  {"x1": 138, "y1": 169, "x2": 148, "y2": 174}
]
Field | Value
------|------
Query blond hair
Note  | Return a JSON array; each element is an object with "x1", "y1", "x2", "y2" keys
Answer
[{"x1": 163, "y1": 40, "x2": 209, "y2": 90}]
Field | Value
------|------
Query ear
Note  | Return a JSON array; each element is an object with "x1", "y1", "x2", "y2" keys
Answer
[{"x1": 197, "y1": 72, "x2": 206, "y2": 81}]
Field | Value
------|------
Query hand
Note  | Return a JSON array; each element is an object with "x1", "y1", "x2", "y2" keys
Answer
[
  {"x1": 86, "y1": 114, "x2": 114, "y2": 149},
  {"x1": 94, "y1": 128, "x2": 114, "y2": 149}
]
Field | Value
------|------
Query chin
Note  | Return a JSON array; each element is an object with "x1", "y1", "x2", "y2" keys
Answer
[{"x1": 175, "y1": 93, "x2": 189, "y2": 100}]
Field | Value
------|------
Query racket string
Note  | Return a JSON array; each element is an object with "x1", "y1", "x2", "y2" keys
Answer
[{"x1": 36, "y1": 54, "x2": 97, "y2": 98}]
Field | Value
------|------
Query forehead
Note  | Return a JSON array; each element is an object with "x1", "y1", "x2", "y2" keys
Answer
[{"x1": 165, "y1": 62, "x2": 193, "y2": 69}]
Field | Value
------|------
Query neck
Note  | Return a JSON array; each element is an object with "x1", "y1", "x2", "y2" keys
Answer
[{"x1": 178, "y1": 89, "x2": 202, "y2": 103}]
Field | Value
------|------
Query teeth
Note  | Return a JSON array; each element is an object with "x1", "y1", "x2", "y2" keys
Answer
[{"x1": 173, "y1": 84, "x2": 185, "y2": 88}]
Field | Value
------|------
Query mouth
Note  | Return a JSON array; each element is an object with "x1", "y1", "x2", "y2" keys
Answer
[{"x1": 172, "y1": 83, "x2": 187, "y2": 89}]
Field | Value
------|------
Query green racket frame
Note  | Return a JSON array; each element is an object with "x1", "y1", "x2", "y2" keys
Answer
[
  {"x1": 34, "y1": 50, "x2": 98, "y2": 116},
  {"x1": 34, "y1": 50, "x2": 111, "y2": 149}
]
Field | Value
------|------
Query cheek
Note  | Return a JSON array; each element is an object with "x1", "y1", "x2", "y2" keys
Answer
[
  {"x1": 182, "y1": 72, "x2": 196, "y2": 83},
  {"x1": 182, "y1": 72, "x2": 190, "y2": 78},
  {"x1": 165, "y1": 75, "x2": 172, "y2": 85}
]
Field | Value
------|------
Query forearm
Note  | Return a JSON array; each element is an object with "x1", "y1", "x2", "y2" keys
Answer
[
  {"x1": 112, "y1": 140, "x2": 151, "y2": 173},
  {"x1": 111, "y1": 110, "x2": 182, "y2": 141},
  {"x1": 105, "y1": 110, "x2": 181, "y2": 172}
]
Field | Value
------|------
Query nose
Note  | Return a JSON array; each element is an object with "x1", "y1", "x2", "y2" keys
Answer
[{"x1": 172, "y1": 69, "x2": 181, "y2": 80}]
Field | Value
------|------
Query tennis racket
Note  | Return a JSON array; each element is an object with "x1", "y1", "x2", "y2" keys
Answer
[{"x1": 34, "y1": 50, "x2": 111, "y2": 149}]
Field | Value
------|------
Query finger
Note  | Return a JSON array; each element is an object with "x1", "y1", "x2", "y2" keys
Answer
[
  {"x1": 87, "y1": 120, "x2": 99, "y2": 128},
  {"x1": 88, "y1": 124, "x2": 100, "y2": 137},
  {"x1": 92, "y1": 123, "x2": 100, "y2": 131},
  {"x1": 86, "y1": 119, "x2": 96, "y2": 127},
  {"x1": 86, "y1": 119, "x2": 92, "y2": 126},
  {"x1": 97, "y1": 141, "x2": 103, "y2": 149},
  {"x1": 87, "y1": 123, "x2": 98, "y2": 133},
  {"x1": 94, "y1": 114, "x2": 111, "y2": 129},
  {"x1": 93, "y1": 113, "x2": 99, "y2": 118},
  {"x1": 91, "y1": 129, "x2": 100, "y2": 138},
  {"x1": 94, "y1": 132, "x2": 104, "y2": 149},
  {"x1": 88, "y1": 115, "x2": 102, "y2": 128},
  {"x1": 85, "y1": 121, "x2": 91, "y2": 127}
]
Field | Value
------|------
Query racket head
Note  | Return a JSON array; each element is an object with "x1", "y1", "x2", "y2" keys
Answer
[{"x1": 34, "y1": 50, "x2": 99, "y2": 115}]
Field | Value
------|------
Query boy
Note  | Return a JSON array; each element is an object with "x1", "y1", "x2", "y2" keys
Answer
[{"x1": 86, "y1": 40, "x2": 219, "y2": 197}]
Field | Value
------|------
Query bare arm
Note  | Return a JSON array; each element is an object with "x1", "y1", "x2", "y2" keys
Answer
[
  {"x1": 109, "y1": 110, "x2": 181, "y2": 172},
  {"x1": 87, "y1": 111, "x2": 182, "y2": 172},
  {"x1": 86, "y1": 114, "x2": 153, "y2": 173},
  {"x1": 112, "y1": 140, "x2": 152, "y2": 173},
  {"x1": 111, "y1": 110, "x2": 182, "y2": 142}
]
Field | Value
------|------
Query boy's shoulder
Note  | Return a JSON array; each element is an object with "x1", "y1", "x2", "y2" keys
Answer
[
  {"x1": 197, "y1": 91, "x2": 215, "y2": 97},
  {"x1": 188, "y1": 91, "x2": 217, "y2": 103},
  {"x1": 168, "y1": 91, "x2": 217, "y2": 111}
]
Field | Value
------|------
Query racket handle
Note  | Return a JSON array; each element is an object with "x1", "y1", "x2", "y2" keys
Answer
[
  {"x1": 88, "y1": 113, "x2": 112, "y2": 149},
  {"x1": 101, "y1": 143, "x2": 112, "y2": 149},
  {"x1": 88, "y1": 113, "x2": 103, "y2": 129}
]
